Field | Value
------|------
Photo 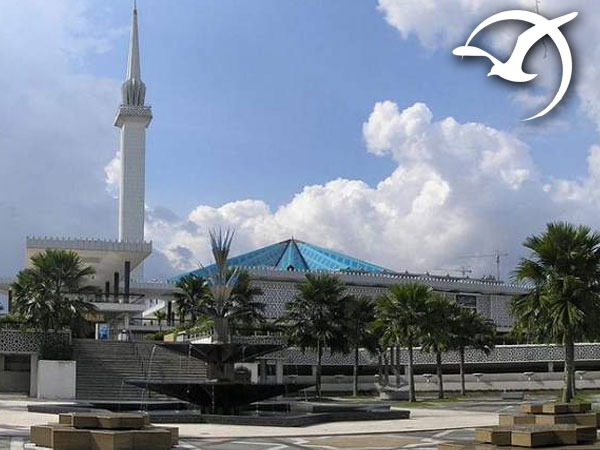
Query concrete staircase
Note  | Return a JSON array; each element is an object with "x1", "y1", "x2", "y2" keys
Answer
[{"x1": 73, "y1": 339, "x2": 208, "y2": 401}]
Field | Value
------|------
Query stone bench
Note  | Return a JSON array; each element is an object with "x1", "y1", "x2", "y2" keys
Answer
[
  {"x1": 439, "y1": 442, "x2": 600, "y2": 450},
  {"x1": 439, "y1": 402, "x2": 599, "y2": 450},
  {"x1": 476, "y1": 425, "x2": 596, "y2": 447},
  {"x1": 520, "y1": 403, "x2": 592, "y2": 415},
  {"x1": 30, "y1": 412, "x2": 179, "y2": 450}
]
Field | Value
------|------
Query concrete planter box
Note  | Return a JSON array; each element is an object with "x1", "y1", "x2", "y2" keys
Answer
[{"x1": 37, "y1": 360, "x2": 76, "y2": 400}]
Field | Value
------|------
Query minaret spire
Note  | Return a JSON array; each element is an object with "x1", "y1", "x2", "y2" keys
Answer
[
  {"x1": 127, "y1": 1, "x2": 141, "y2": 81},
  {"x1": 121, "y1": 1, "x2": 146, "y2": 106},
  {"x1": 114, "y1": 1, "x2": 153, "y2": 279}
]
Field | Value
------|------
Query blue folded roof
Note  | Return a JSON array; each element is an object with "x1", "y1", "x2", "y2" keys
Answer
[{"x1": 175, "y1": 238, "x2": 392, "y2": 279}]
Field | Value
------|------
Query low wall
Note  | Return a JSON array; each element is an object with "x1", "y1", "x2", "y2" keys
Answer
[
  {"x1": 0, "y1": 329, "x2": 71, "y2": 353},
  {"x1": 37, "y1": 360, "x2": 76, "y2": 400},
  {"x1": 266, "y1": 343, "x2": 600, "y2": 366},
  {"x1": 279, "y1": 371, "x2": 600, "y2": 394}
]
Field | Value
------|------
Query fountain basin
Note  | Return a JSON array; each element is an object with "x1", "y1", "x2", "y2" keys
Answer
[
  {"x1": 29, "y1": 399, "x2": 411, "y2": 427},
  {"x1": 145, "y1": 400, "x2": 410, "y2": 426},
  {"x1": 127, "y1": 379, "x2": 312, "y2": 414}
]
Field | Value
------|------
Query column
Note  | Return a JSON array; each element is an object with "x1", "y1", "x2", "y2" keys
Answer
[
  {"x1": 259, "y1": 360, "x2": 267, "y2": 384},
  {"x1": 30, "y1": 353, "x2": 38, "y2": 398},
  {"x1": 276, "y1": 361, "x2": 284, "y2": 384}
]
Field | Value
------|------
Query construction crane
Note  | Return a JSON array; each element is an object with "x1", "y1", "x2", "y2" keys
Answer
[
  {"x1": 459, "y1": 251, "x2": 508, "y2": 281},
  {"x1": 432, "y1": 267, "x2": 473, "y2": 278}
]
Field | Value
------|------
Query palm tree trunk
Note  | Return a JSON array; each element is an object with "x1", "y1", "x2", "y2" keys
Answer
[
  {"x1": 562, "y1": 338, "x2": 575, "y2": 403},
  {"x1": 395, "y1": 346, "x2": 402, "y2": 387},
  {"x1": 459, "y1": 346, "x2": 466, "y2": 397},
  {"x1": 213, "y1": 317, "x2": 229, "y2": 344},
  {"x1": 383, "y1": 350, "x2": 390, "y2": 385},
  {"x1": 353, "y1": 345, "x2": 359, "y2": 397},
  {"x1": 407, "y1": 343, "x2": 416, "y2": 402},
  {"x1": 316, "y1": 340, "x2": 323, "y2": 398},
  {"x1": 436, "y1": 351, "x2": 444, "y2": 399}
]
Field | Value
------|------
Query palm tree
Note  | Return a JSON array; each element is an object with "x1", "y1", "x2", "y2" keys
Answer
[
  {"x1": 154, "y1": 310, "x2": 167, "y2": 332},
  {"x1": 373, "y1": 283, "x2": 430, "y2": 402},
  {"x1": 229, "y1": 270, "x2": 265, "y2": 335},
  {"x1": 283, "y1": 274, "x2": 350, "y2": 398},
  {"x1": 512, "y1": 222, "x2": 600, "y2": 403},
  {"x1": 346, "y1": 295, "x2": 377, "y2": 397},
  {"x1": 174, "y1": 274, "x2": 210, "y2": 324},
  {"x1": 451, "y1": 307, "x2": 496, "y2": 396},
  {"x1": 194, "y1": 229, "x2": 266, "y2": 344},
  {"x1": 12, "y1": 249, "x2": 98, "y2": 334},
  {"x1": 420, "y1": 293, "x2": 455, "y2": 399}
]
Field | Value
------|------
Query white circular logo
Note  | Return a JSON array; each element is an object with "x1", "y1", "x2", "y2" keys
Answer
[{"x1": 453, "y1": 10, "x2": 577, "y2": 120}]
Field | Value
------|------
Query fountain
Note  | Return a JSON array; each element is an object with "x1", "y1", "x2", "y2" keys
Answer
[
  {"x1": 127, "y1": 230, "x2": 311, "y2": 417},
  {"x1": 126, "y1": 230, "x2": 410, "y2": 426},
  {"x1": 128, "y1": 342, "x2": 310, "y2": 414}
]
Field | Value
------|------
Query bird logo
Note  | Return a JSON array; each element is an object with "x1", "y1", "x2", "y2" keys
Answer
[{"x1": 453, "y1": 10, "x2": 577, "y2": 121}]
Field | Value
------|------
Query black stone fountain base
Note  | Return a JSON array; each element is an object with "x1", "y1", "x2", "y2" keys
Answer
[
  {"x1": 124, "y1": 342, "x2": 409, "y2": 425},
  {"x1": 28, "y1": 399, "x2": 411, "y2": 427},
  {"x1": 144, "y1": 400, "x2": 411, "y2": 426},
  {"x1": 127, "y1": 379, "x2": 311, "y2": 414}
]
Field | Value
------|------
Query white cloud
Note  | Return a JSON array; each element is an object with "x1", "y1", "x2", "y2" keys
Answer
[
  {"x1": 104, "y1": 151, "x2": 121, "y2": 198},
  {"x1": 547, "y1": 145, "x2": 600, "y2": 207},
  {"x1": 510, "y1": 90, "x2": 548, "y2": 110},
  {"x1": 377, "y1": 0, "x2": 491, "y2": 49},
  {"x1": 363, "y1": 102, "x2": 536, "y2": 190},
  {"x1": 147, "y1": 102, "x2": 600, "y2": 279}
]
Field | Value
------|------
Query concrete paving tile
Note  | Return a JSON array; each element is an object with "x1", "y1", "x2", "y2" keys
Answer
[{"x1": 289, "y1": 434, "x2": 424, "y2": 449}]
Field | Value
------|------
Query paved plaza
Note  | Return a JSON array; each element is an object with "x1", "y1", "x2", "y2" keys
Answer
[
  {"x1": 0, "y1": 396, "x2": 548, "y2": 449},
  {"x1": 0, "y1": 428, "x2": 483, "y2": 450}
]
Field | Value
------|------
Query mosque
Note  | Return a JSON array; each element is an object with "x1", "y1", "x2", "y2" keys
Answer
[
  {"x1": 0, "y1": 3, "x2": 525, "y2": 339},
  {"x1": 8, "y1": 5, "x2": 600, "y2": 400},
  {"x1": 0, "y1": 5, "x2": 526, "y2": 354}
]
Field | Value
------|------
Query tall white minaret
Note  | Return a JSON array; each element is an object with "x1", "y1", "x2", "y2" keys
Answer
[{"x1": 114, "y1": 3, "x2": 152, "y2": 248}]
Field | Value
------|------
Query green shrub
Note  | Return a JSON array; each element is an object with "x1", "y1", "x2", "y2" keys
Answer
[
  {"x1": 143, "y1": 331, "x2": 165, "y2": 341},
  {"x1": 39, "y1": 334, "x2": 74, "y2": 360}
]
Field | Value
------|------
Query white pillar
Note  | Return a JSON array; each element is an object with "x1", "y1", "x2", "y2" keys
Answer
[
  {"x1": 276, "y1": 361, "x2": 284, "y2": 384},
  {"x1": 30, "y1": 353, "x2": 38, "y2": 397},
  {"x1": 114, "y1": 111, "x2": 151, "y2": 280},
  {"x1": 114, "y1": 5, "x2": 152, "y2": 280},
  {"x1": 259, "y1": 360, "x2": 267, "y2": 384},
  {"x1": 118, "y1": 120, "x2": 147, "y2": 243}
]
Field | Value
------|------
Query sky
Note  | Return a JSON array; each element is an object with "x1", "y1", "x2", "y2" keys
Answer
[{"x1": 1, "y1": 0, "x2": 600, "y2": 297}]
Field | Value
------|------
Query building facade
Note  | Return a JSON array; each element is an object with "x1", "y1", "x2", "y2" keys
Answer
[{"x1": 182, "y1": 238, "x2": 528, "y2": 332}]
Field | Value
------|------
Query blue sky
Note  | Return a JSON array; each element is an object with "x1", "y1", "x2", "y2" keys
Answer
[
  {"x1": 1, "y1": 0, "x2": 600, "y2": 301},
  {"x1": 109, "y1": 0, "x2": 415, "y2": 211},
  {"x1": 95, "y1": 0, "x2": 595, "y2": 212}
]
